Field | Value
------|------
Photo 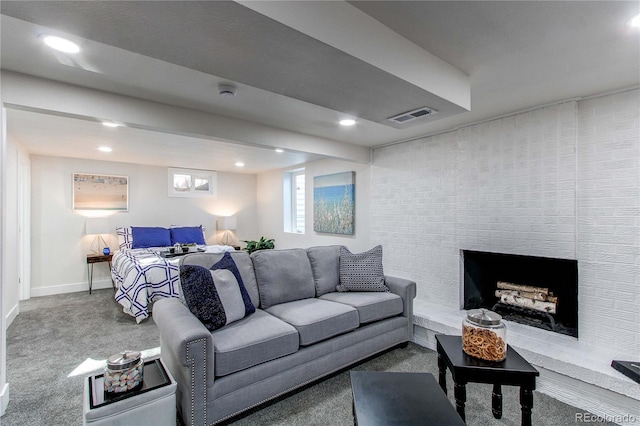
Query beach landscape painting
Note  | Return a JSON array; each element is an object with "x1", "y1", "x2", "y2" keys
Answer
[
  {"x1": 73, "y1": 173, "x2": 129, "y2": 211},
  {"x1": 313, "y1": 171, "x2": 355, "y2": 235}
]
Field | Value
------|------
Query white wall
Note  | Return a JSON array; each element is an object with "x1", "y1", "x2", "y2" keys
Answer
[
  {"x1": 0, "y1": 107, "x2": 9, "y2": 416},
  {"x1": 371, "y1": 89, "x2": 640, "y2": 361},
  {"x1": 30, "y1": 155, "x2": 257, "y2": 296},
  {"x1": 257, "y1": 158, "x2": 372, "y2": 252}
]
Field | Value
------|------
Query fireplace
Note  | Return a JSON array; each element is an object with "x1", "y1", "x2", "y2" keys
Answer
[{"x1": 462, "y1": 250, "x2": 578, "y2": 337}]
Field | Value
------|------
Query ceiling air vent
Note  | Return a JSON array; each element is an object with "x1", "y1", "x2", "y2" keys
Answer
[{"x1": 388, "y1": 107, "x2": 438, "y2": 124}]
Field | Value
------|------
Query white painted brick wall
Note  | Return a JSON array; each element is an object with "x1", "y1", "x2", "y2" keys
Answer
[
  {"x1": 371, "y1": 89, "x2": 639, "y2": 360},
  {"x1": 576, "y1": 90, "x2": 640, "y2": 357}
]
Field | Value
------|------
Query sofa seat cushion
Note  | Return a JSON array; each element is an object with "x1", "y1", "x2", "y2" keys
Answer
[
  {"x1": 319, "y1": 292, "x2": 403, "y2": 324},
  {"x1": 211, "y1": 309, "x2": 299, "y2": 377},
  {"x1": 266, "y1": 299, "x2": 359, "y2": 346}
]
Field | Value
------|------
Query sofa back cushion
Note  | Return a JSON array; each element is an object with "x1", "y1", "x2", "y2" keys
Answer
[
  {"x1": 180, "y1": 251, "x2": 260, "y2": 307},
  {"x1": 307, "y1": 245, "x2": 342, "y2": 296},
  {"x1": 251, "y1": 249, "x2": 316, "y2": 309}
]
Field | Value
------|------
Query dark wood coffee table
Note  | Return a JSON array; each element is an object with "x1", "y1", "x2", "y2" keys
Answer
[
  {"x1": 350, "y1": 371, "x2": 464, "y2": 425},
  {"x1": 436, "y1": 334, "x2": 539, "y2": 426}
]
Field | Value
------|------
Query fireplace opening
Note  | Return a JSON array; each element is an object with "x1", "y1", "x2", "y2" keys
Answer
[{"x1": 462, "y1": 250, "x2": 578, "y2": 338}]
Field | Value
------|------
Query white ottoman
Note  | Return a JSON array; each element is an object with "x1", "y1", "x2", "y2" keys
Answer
[{"x1": 83, "y1": 358, "x2": 177, "y2": 426}]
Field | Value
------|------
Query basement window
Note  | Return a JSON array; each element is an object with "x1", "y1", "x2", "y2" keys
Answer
[
  {"x1": 284, "y1": 168, "x2": 305, "y2": 234},
  {"x1": 168, "y1": 167, "x2": 217, "y2": 198}
]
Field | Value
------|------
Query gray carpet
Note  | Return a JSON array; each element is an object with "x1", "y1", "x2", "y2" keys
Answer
[{"x1": 3, "y1": 289, "x2": 609, "y2": 425}]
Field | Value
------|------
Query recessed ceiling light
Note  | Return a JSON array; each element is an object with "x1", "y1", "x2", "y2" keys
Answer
[
  {"x1": 275, "y1": 148, "x2": 284, "y2": 153},
  {"x1": 102, "y1": 121, "x2": 121, "y2": 128},
  {"x1": 235, "y1": 162, "x2": 245, "y2": 167},
  {"x1": 339, "y1": 119, "x2": 356, "y2": 126},
  {"x1": 39, "y1": 34, "x2": 80, "y2": 53},
  {"x1": 628, "y1": 13, "x2": 640, "y2": 28},
  {"x1": 98, "y1": 146, "x2": 112, "y2": 153}
]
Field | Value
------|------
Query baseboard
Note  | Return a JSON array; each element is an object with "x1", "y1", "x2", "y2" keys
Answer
[
  {"x1": 30, "y1": 279, "x2": 113, "y2": 297},
  {"x1": 5, "y1": 303, "x2": 18, "y2": 328},
  {"x1": 0, "y1": 383, "x2": 8, "y2": 416}
]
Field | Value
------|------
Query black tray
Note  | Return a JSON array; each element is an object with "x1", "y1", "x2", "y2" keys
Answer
[
  {"x1": 89, "y1": 359, "x2": 171, "y2": 409},
  {"x1": 160, "y1": 248, "x2": 205, "y2": 258},
  {"x1": 611, "y1": 360, "x2": 640, "y2": 384}
]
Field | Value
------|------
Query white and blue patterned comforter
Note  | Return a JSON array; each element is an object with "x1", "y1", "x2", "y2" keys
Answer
[{"x1": 112, "y1": 245, "x2": 235, "y2": 323}]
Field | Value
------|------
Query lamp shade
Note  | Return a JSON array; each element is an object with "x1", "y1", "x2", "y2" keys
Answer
[
  {"x1": 85, "y1": 218, "x2": 110, "y2": 235},
  {"x1": 217, "y1": 216, "x2": 237, "y2": 231}
]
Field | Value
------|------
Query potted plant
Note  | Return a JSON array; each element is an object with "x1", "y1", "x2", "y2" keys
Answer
[{"x1": 243, "y1": 237, "x2": 275, "y2": 254}]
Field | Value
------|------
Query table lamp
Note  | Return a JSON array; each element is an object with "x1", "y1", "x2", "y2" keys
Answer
[
  {"x1": 86, "y1": 218, "x2": 111, "y2": 254},
  {"x1": 217, "y1": 216, "x2": 237, "y2": 246}
]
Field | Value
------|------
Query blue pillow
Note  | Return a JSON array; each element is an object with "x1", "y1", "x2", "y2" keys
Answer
[
  {"x1": 170, "y1": 226, "x2": 206, "y2": 245},
  {"x1": 131, "y1": 227, "x2": 171, "y2": 249},
  {"x1": 180, "y1": 253, "x2": 255, "y2": 331}
]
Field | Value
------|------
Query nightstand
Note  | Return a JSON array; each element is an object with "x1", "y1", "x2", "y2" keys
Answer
[{"x1": 86, "y1": 253, "x2": 114, "y2": 294}]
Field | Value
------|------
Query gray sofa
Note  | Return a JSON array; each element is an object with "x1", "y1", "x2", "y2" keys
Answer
[{"x1": 153, "y1": 246, "x2": 416, "y2": 426}]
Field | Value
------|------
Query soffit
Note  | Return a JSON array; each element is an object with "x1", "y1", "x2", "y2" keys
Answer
[{"x1": 0, "y1": 0, "x2": 467, "y2": 128}]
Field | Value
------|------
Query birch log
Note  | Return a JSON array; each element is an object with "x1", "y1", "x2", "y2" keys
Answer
[
  {"x1": 495, "y1": 289, "x2": 547, "y2": 301},
  {"x1": 497, "y1": 293, "x2": 557, "y2": 314},
  {"x1": 497, "y1": 281, "x2": 549, "y2": 295}
]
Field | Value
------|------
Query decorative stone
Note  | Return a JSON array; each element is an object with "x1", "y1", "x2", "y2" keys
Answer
[{"x1": 104, "y1": 350, "x2": 144, "y2": 393}]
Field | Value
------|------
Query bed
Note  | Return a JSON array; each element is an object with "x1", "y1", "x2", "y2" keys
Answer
[{"x1": 111, "y1": 226, "x2": 235, "y2": 323}]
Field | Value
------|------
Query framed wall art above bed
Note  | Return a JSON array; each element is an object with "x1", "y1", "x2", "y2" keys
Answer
[{"x1": 73, "y1": 173, "x2": 129, "y2": 211}]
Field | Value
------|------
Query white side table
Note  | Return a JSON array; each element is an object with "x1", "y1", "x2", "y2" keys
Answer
[{"x1": 83, "y1": 357, "x2": 177, "y2": 426}]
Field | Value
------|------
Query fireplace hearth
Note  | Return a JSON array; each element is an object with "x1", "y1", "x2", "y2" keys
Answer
[{"x1": 462, "y1": 250, "x2": 578, "y2": 337}]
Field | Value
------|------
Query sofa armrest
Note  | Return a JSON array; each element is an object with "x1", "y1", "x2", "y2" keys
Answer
[
  {"x1": 153, "y1": 298, "x2": 213, "y2": 426},
  {"x1": 385, "y1": 275, "x2": 417, "y2": 340}
]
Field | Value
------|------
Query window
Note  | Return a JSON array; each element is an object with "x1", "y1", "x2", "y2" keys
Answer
[
  {"x1": 168, "y1": 168, "x2": 217, "y2": 198},
  {"x1": 284, "y1": 168, "x2": 305, "y2": 233},
  {"x1": 173, "y1": 174, "x2": 191, "y2": 192}
]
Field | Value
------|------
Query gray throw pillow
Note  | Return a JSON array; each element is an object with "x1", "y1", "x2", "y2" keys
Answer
[
  {"x1": 337, "y1": 245, "x2": 389, "y2": 292},
  {"x1": 180, "y1": 253, "x2": 255, "y2": 331}
]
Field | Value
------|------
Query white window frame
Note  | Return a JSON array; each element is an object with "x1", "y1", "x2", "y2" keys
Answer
[
  {"x1": 283, "y1": 168, "x2": 305, "y2": 234},
  {"x1": 168, "y1": 167, "x2": 217, "y2": 198}
]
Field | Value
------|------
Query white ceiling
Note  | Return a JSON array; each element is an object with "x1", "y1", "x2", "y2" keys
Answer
[{"x1": 1, "y1": 1, "x2": 639, "y2": 173}]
